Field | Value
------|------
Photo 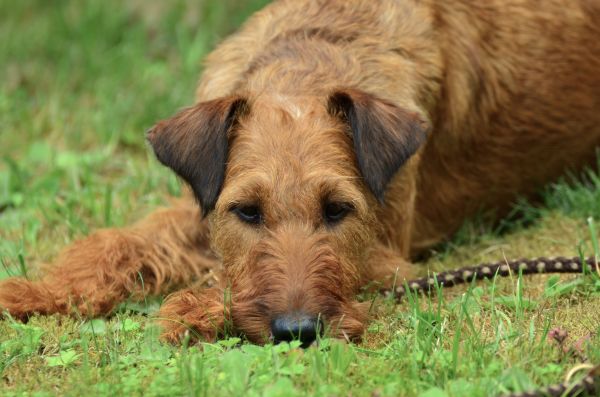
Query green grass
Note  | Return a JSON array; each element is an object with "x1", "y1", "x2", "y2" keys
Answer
[{"x1": 1, "y1": 1, "x2": 599, "y2": 396}]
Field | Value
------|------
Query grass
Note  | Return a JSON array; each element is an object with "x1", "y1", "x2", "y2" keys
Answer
[{"x1": 1, "y1": 1, "x2": 599, "y2": 396}]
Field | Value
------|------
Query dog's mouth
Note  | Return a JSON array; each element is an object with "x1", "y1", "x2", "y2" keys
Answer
[{"x1": 229, "y1": 294, "x2": 368, "y2": 346}]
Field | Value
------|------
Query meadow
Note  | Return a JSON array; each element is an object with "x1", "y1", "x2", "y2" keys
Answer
[{"x1": 1, "y1": 1, "x2": 599, "y2": 396}]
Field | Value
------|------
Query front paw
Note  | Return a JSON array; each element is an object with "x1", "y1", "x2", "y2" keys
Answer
[{"x1": 157, "y1": 288, "x2": 228, "y2": 344}]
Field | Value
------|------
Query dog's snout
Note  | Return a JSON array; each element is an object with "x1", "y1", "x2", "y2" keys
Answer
[{"x1": 270, "y1": 313, "x2": 322, "y2": 348}]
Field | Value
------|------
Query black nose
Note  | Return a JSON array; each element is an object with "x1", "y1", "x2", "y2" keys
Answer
[{"x1": 271, "y1": 314, "x2": 322, "y2": 348}]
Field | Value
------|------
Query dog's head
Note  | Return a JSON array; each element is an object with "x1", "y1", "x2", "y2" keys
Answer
[{"x1": 148, "y1": 90, "x2": 428, "y2": 345}]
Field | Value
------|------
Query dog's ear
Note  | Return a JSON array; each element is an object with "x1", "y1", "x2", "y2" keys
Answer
[
  {"x1": 147, "y1": 96, "x2": 248, "y2": 215},
  {"x1": 327, "y1": 89, "x2": 429, "y2": 202}
]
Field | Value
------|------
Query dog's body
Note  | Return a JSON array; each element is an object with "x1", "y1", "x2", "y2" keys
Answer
[{"x1": 1, "y1": 0, "x2": 599, "y2": 344}]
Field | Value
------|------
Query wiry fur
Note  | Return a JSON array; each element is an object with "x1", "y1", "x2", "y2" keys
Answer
[{"x1": 1, "y1": 0, "x2": 599, "y2": 344}]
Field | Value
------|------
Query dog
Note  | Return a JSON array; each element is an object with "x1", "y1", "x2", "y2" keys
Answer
[{"x1": 1, "y1": 0, "x2": 599, "y2": 346}]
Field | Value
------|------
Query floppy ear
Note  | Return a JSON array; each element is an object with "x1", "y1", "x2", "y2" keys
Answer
[
  {"x1": 147, "y1": 96, "x2": 248, "y2": 215},
  {"x1": 327, "y1": 89, "x2": 429, "y2": 202}
]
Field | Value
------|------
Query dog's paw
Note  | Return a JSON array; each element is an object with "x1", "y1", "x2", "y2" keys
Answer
[
  {"x1": 326, "y1": 301, "x2": 368, "y2": 343},
  {"x1": 157, "y1": 288, "x2": 228, "y2": 344}
]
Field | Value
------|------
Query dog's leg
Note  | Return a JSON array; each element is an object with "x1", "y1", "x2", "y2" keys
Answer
[
  {"x1": 366, "y1": 156, "x2": 422, "y2": 287},
  {"x1": 0, "y1": 198, "x2": 219, "y2": 320},
  {"x1": 364, "y1": 243, "x2": 418, "y2": 289}
]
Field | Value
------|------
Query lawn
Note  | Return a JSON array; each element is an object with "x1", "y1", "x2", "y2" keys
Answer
[{"x1": 1, "y1": 1, "x2": 599, "y2": 396}]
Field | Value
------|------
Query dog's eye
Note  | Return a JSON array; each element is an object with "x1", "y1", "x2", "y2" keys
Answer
[
  {"x1": 323, "y1": 202, "x2": 352, "y2": 225},
  {"x1": 232, "y1": 205, "x2": 262, "y2": 225}
]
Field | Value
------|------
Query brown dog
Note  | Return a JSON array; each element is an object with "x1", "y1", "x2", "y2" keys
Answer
[{"x1": 1, "y1": 0, "x2": 599, "y2": 346}]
